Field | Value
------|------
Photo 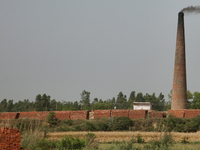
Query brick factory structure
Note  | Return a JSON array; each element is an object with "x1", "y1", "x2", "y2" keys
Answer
[{"x1": 171, "y1": 12, "x2": 188, "y2": 110}]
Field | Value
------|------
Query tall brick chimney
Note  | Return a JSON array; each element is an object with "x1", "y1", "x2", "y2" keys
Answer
[{"x1": 171, "y1": 12, "x2": 188, "y2": 110}]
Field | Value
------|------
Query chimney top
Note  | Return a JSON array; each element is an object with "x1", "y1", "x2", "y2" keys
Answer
[{"x1": 178, "y1": 11, "x2": 184, "y2": 17}]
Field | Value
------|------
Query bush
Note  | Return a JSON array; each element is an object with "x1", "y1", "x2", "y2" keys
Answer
[
  {"x1": 85, "y1": 133, "x2": 98, "y2": 149},
  {"x1": 36, "y1": 138, "x2": 57, "y2": 150},
  {"x1": 84, "y1": 121, "x2": 97, "y2": 131},
  {"x1": 135, "y1": 134, "x2": 144, "y2": 143},
  {"x1": 97, "y1": 122, "x2": 111, "y2": 131},
  {"x1": 146, "y1": 132, "x2": 173, "y2": 150},
  {"x1": 63, "y1": 119, "x2": 73, "y2": 126},
  {"x1": 56, "y1": 135, "x2": 85, "y2": 150},
  {"x1": 113, "y1": 116, "x2": 133, "y2": 131},
  {"x1": 46, "y1": 112, "x2": 59, "y2": 127}
]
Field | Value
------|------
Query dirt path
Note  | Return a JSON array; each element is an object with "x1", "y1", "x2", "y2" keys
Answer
[{"x1": 47, "y1": 131, "x2": 200, "y2": 142}]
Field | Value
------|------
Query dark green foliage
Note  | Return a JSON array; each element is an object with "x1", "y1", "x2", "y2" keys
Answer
[
  {"x1": 75, "y1": 125, "x2": 82, "y2": 131},
  {"x1": 84, "y1": 121, "x2": 97, "y2": 131},
  {"x1": 97, "y1": 122, "x2": 111, "y2": 131},
  {"x1": 162, "y1": 115, "x2": 200, "y2": 133},
  {"x1": 145, "y1": 132, "x2": 173, "y2": 150},
  {"x1": 113, "y1": 116, "x2": 133, "y2": 131},
  {"x1": 36, "y1": 138, "x2": 57, "y2": 150},
  {"x1": 46, "y1": 112, "x2": 59, "y2": 127},
  {"x1": 181, "y1": 137, "x2": 189, "y2": 144},
  {"x1": 35, "y1": 94, "x2": 51, "y2": 111},
  {"x1": 63, "y1": 119, "x2": 73, "y2": 126},
  {"x1": 135, "y1": 134, "x2": 144, "y2": 143},
  {"x1": 85, "y1": 133, "x2": 98, "y2": 149},
  {"x1": 80, "y1": 90, "x2": 91, "y2": 110},
  {"x1": 56, "y1": 135, "x2": 85, "y2": 150}
]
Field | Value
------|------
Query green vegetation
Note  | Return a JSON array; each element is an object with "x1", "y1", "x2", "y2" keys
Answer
[
  {"x1": 0, "y1": 90, "x2": 167, "y2": 112},
  {"x1": 3, "y1": 116, "x2": 200, "y2": 149},
  {"x1": 45, "y1": 111, "x2": 59, "y2": 127}
]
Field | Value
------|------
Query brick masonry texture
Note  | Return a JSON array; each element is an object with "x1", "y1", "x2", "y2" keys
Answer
[
  {"x1": 2, "y1": 109, "x2": 200, "y2": 121},
  {"x1": 171, "y1": 12, "x2": 188, "y2": 110},
  {"x1": 55, "y1": 111, "x2": 70, "y2": 120},
  {"x1": 168, "y1": 110, "x2": 186, "y2": 118},
  {"x1": 148, "y1": 110, "x2": 166, "y2": 118},
  {"x1": 0, "y1": 112, "x2": 20, "y2": 119},
  {"x1": 111, "y1": 109, "x2": 129, "y2": 117},
  {"x1": 70, "y1": 110, "x2": 89, "y2": 120},
  {"x1": 167, "y1": 109, "x2": 200, "y2": 118},
  {"x1": 129, "y1": 110, "x2": 147, "y2": 119},
  {"x1": 0, "y1": 127, "x2": 21, "y2": 150},
  {"x1": 184, "y1": 110, "x2": 200, "y2": 118},
  {"x1": 94, "y1": 110, "x2": 111, "y2": 119},
  {"x1": 19, "y1": 111, "x2": 49, "y2": 120}
]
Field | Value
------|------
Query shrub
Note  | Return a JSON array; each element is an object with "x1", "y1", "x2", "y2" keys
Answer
[
  {"x1": 135, "y1": 134, "x2": 144, "y2": 143},
  {"x1": 84, "y1": 121, "x2": 97, "y2": 131},
  {"x1": 85, "y1": 133, "x2": 98, "y2": 149},
  {"x1": 63, "y1": 119, "x2": 73, "y2": 126},
  {"x1": 46, "y1": 112, "x2": 59, "y2": 127},
  {"x1": 56, "y1": 135, "x2": 85, "y2": 150},
  {"x1": 181, "y1": 137, "x2": 189, "y2": 144},
  {"x1": 97, "y1": 122, "x2": 111, "y2": 131},
  {"x1": 36, "y1": 138, "x2": 57, "y2": 150},
  {"x1": 146, "y1": 132, "x2": 173, "y2": 150},
  {"x1": 113, "y1": 116, "x2": 133, "y2": 131}
]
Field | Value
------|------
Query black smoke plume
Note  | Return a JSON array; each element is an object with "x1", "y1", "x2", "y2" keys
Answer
[{"x1": 181, "y1": 6, "x2": 200, "y2": 14}]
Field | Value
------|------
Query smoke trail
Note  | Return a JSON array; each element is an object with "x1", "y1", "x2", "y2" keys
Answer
[{"x1": 181, "y1": 6, "x2": 200, "y2": 14}]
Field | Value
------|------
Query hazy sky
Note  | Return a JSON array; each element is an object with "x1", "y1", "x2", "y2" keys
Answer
[{"x1": 1, "y1": 1, "x2": 200, "y2": 103}]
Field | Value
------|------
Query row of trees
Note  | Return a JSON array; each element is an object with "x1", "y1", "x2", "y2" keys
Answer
[{"x1": 0, "y1": 90, "x2": 200, "y2": 112}]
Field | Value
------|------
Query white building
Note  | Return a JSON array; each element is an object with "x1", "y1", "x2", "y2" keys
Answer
[{"x1": 133, "y1": 102, "x2": 152, "y2": 110}]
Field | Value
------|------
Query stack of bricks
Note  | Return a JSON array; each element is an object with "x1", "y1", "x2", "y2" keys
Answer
[
  {"x1": 94, "y1": 110, "x2": 111, "y2": 119},
  {"x1": 184, "y1": 109, "x2": 200, "y2": 118},
  {"x1": 0, "y1": 112, "x2": 20, "y2": 119},
  {"x1": 129, "y1": 110, "x2": 147, "y2": 119},
  {"x1": 55, "y1": 111, "x2": 70, "y2": 120},
  {"x1": 18, "y1": 111, "x2": 49, "y2": 120},
  {"x1": 149, "y1": 111, "x2": 166, "y2": 118},
  {"x1": 0, "y1": 127, "x2": 21, "y2": 150},
  {"x1": 168, "y1": 110, "x2": 186, "y2": 118},
  {"x1": 70, "y1": 110, "x2": 89, "y2": 120},
  {"x1": 111, "y1": 109, "x2": 129, "y2": 118}
]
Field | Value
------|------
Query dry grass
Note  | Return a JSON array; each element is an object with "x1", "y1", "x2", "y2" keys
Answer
[{"x1": 47, "y1": 131, "x2": 200, "y2": 143}]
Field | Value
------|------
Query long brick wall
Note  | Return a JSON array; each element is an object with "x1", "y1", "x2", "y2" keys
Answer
[
  {"x1": 55, "y1": 111, "x2": 70, "y2": 120},
  {"x1": 19, "y1": 111, "x2": 49, "y2": 120},
  {"x1": 0, "y1": 112, "x2": 20, "y2": 119},
  {"x1": 2, "y1": 109, "x2": 200, "y2": 121},
  {"x1": 129, "y1": 110, "x2": 147, "y2": 119},
  {"x1": 149, "y1": 110, "x2": 166, "y2": 118},
  {"x1": 94, "y1": 110, "x2": 111, "y2": 119},
  {"x1": 111, "y1": 109, "x2": 129, "y2": 117},
  {"x1": 70, "y1": 110, "x2": 89, "y2": 120},
  {"x1": 168, "y1": 109, "x2": 200, "y2": 118},
  {"x1": 184, "y1": 110, "x2": 200, "y2": 118},
  {"x1": 0, "y1": 127, "x2": 21, "y2": 150}
]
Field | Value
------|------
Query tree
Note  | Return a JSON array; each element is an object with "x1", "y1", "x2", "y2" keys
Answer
[
  {"x1": 0, "y1": 99, "x2": 7, "y2": 112},
  {"x1": 116, "y1": 92, "x2": 129, "y2": 109},
  {"x1": 35, "y1": 94, "x2": 51, "y2": 111},
  {"x1": 191, "y1": 92, "x2": 200, "y2": 109},
  {"x1": 128, "y1": 91, "x2": 136, "y2": 103},
  {"x1": 135, "y1": 92, "x2": 145, "y2": 102},
  {"x1": 80, "y1": 90, "x2": 90, "y2": 110},
  {"x1": 46, "y1": 112, "x2": 59, "y2": 127},
  {"x1": 7, "y1": 100, "x2": 14, "y2": 112}
]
